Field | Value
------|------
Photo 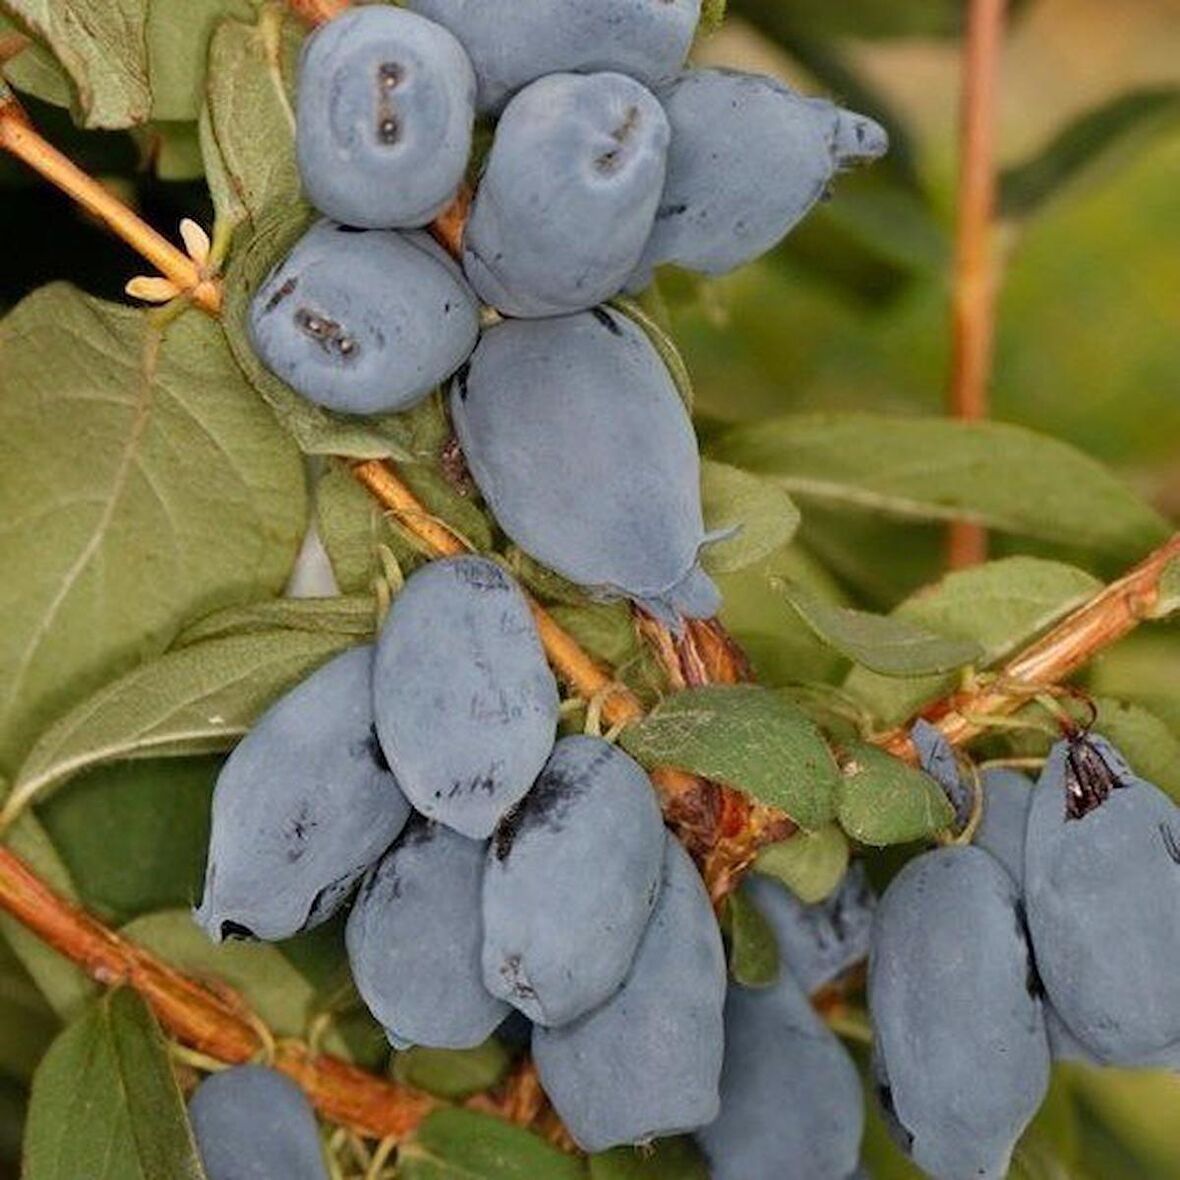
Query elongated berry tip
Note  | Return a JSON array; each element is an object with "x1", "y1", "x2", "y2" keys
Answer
[{"x1": 832, "y1": 110, "x2": 889, "y2": 166}]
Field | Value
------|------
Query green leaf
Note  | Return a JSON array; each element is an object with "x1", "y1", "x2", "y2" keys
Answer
[
  {"x1": 1000, "y1": 88, "x2": 1180, "y2": 220},
  {"x1": 177, "y1": 595, "x2": 377, "y2": 645},
  {"x1": 725, "y1": 886, "x2": 779, "y2": 988},
  {"x1": 1, "y1": 0, "x2": 150, "y2": 128},
  {"x1": 399, "y1": 1109, "x2": 587, "y2": 1180},
  {"x1": 0, "y1": 814, "x2": 93, "y2": 1019},
  {"x1": 120, "y1": 910, "x2": 316, "y2": 1040},
  {"x1": 0, "y1": 14, "x2": 73, "y2": 108},
  {"x1": 696, "y1": 0, "x2": 726, "y2": 35},
  {"x1": 394, "y1": 1041, "x2": 513, "y2": 1101},
  {"x1": 700, "y1": 461, "x2": 801, "y2": 575},
  {"x1": 38, "y1": 758, "x2": 218, "y2": 925},
  {"x1": 835, "y1": 741, "x2": 954, "y2": 845},
  {"x1": 4, "y1": 629, "x2": 361, "y2": 822},
  {"x1": 845, "y1": 557, "x2": 1103, "y2": 725},
  {"x1": 753, "y1": 824, "x2": 850, "y2": 904},
  {"x1": 201, "y1": 8, "x2": 303, "y2": 231},
  {"x1": 0, "y1": 935, "x2": 59, "y2": 1080},
  {"x1": 589, "y1": 1138, "x2": 709, "y2": 1179},
  {"x1": 620, "y1": 684, "x2": 840, "y2": 829},
  {"x1": 0, "y1": 287, "x2": 305, "y2": 777},
  {"x1": 24, "y1": 989, "x2": 207, "y2": 1180},
  {"x1": 709, "y1": 413, "x2": 1170, "y2": 558},
  {"x1": 316, "y1": 464, "x2": 409, "y2": 596},
  {"x1": 1094, "y1": 698, "x2": 1180, "y2": 802},
  {"x1": 776, "y1": 580, "x2": 981, "y2": 677}
]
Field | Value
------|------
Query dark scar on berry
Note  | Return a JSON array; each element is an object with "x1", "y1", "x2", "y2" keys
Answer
[
  {"x1": 1063, "y1": 735, "x2": 1130, "y2": 821},
  {"x1": 591, "y1": 307, "x2": 622, "y2": 336},
  {"x1": 264, "y1": 276, "x2": 298, "y2": 313},
  {"x1": 455, "y1": 360, "x2": 471, "y2": 401},
  {"x1": 1160, "y1": 823, "x2": 1180, "y2": 865}
]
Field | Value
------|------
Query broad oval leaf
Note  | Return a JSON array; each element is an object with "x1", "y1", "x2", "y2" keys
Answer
[
  {"x1": 700, "y1": 460, "x2": 801, "y2": 575},
  {"x1": 24, "y1": 989, "x2": 207, "y2": 1180},
  {"x1": 620, "y1": 684, "x2": 840, "y2": 830},
  {"x1": 835, "y1": 741, "x2": 954, "y2": 846},
  {"x1": 709, "y1": 413, "x2": 1169, "y2": 558},
  {"x1": 1093, "y1": 698, "x2": 1180, "y2": 803},
  {"x1": 4, "y1": 628, "x2": 362, "y2": 823},
  {"x1": 776, "y1": 579, "x2": 982, "y2": 676},
  {"x1": 844, "y1": 557, "x2": 1102, "y2": 724},
  {"x1": 724, "y1": 886, "x2": 779, "y2": 988},
  {"x1": 398, "y1": 1109, "x2": 587, "y2": 1180},
  {"x1": 177, "y1": 595, "x2": 377, "y2": 646},
  {"x1": 753, "y1": 823, "x2": 850, "y2": 904},
  {"x1": 0, "y1": 287, "x2": 306, "y2": 777},
  {"x1": 393, "y1": 1041, "x2": 513, "y2": 1102}
]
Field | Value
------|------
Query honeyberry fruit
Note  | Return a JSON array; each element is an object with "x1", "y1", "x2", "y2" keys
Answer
[
  {"x1": 189, "y1": 1065, "x2": 329, "y2": 1180},
  {"x1": 249, "y1": 219, "x2": 479, "y2": 416},
  {"x1": 405, "y1": 0, "x2": 701, "y2": 113},
  {"x1": 1024, "y1": 735, "x2": 1180, "y2": 1066},
  {"x1": 464, "y1": 72, "x2": 669, "y2": 317},
  {"x1": 869, "y1": 846, "x2": 1050, "y2": 1180},
  {"x1": 631, "y1": 69, "x2": 888, "y2": 286},
  {"x1": 195, "y1": 646, "x2": 410, "y2": 944},
  {"x1": 372, "y1": 556, "x2": 559, "y2": 839},
  {"x1": 346, "y1": 819, "x2": 510, "y2": 1049},
  {"x1": 296, "y1": 5, "x2": 475, "y2": 227},
  {"x1": 745, "y1": 865, "x2": 875, "y2": 997},
  {"x1": 533, "y1": 838, "x2": 726, "y2": 1152},
  {"x1": 451, "y1": 310, "x2": 720, "y2": 628},
  {"x1": 482, "y1": 735, "x2": 665, "y2": 1026},
  {"x1": 974, "y1": 767, "x2": 1034, "y2": 887},
  {"x1": 698, "y1": 966, "x2": 864, "y2": 1180}
]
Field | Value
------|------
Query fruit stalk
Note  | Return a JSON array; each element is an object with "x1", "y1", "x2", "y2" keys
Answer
[
  {"x1": 947, "y1": 0, "x2": 1007, "y2": 569},
  {"x1": 0, "y1": 90, "x2": 222, "y2": 315}
]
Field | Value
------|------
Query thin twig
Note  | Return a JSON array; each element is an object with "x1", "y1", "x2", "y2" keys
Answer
[
  {"x1": 0, "y1": 93, "x2": 222, "y2": 315},
  {"x1": 947, "y1": 0, "x2": 1006, "y2": 569}
]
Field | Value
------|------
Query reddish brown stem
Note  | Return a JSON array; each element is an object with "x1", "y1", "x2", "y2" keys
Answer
[{"x1": 947, "y1": 0, "x2": 1006, "y2": 569}]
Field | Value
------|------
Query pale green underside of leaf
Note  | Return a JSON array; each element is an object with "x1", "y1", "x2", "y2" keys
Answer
[
  {"x1": 753, "y1": 823, "x2": 850, "y2": 904},
  {"x1": 621, "y1": 684, "x2": 840, "y2": 830},
  {"x1": 777, "y1": 579, "x2": 982, "y2": 676},
  {"x1": 725, "y1": 886, "x2": 779, "y2": 988},
  {"x1": 700, "y1": 460, "x2": 801, "y2": 575},
  {"x1": 6, "y1": 628, "x2": 362, "y2": 822},
  {"x1": 845, "y1": 556, "x2": 1103, "y2": 724},
  {"x1": 836, "y1": 741, "x2": 954, "y2": 845},
  {"x1": 709, "y1": 413, "x2": 1170, "y2": 557},
  {"x1": 399, "y1": 1109, "x2": 586, "y2": 1180},
  {"x1": 23, "y1": 989, "x2": 207, "y2": 1180},
  {"x1": 0, "y1": 286, "x2": 306, "y2": 779}
]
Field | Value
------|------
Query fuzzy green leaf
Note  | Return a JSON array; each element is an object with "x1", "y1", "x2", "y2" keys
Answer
[
  {"x1": 710, "y1": 413, "x2": 1170, "y2": 558},
  {"x1": 725, "y1": 886, "x2": 779, "y2": 988},
  {"x1": 621, "y1": 685, "x2": 840, "y2": 829},
  {"x1": 844, "y1": 557, "x2": 1102, "y2": 724},
  {"x1": 777, "y1": 580, "x2": 981, "y2": 676},
  {"x1": 1094, "y1": 699, "x2": 1180, "y2": 802},
  {"x1": 394, "y1": 1041, "x2": 513, "y2": 1101},
  {"x1": 0, "y1": 287, "x2": 305, "y2": 778},
  {"x1": 5, "y1": 629, "x2": 361, "y2": 822},
  {"x1": 835, "y1": 741, "x2": 954, "y2": 845},
  {"x1": 399, "y1": 1109, "x2": 587, "y2": 1180},
  {"x1": 753, "y1": 824, "x2": 850, "y2": 904},
  {"x1": 700, "y1": 461, "x2": 801, "y2": 575},
  {"x1": 24, "y1": 989, "x2": 207, "y2": 1180}
]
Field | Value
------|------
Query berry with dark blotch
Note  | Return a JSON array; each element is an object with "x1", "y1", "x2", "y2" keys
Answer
[
  {"x1": 346, "y1": 819, "x2": 510, "y2": 1049},
  {"x1": 451, "y1": 310, "x2": 720, "y2": 629},
  {"x1": 249, "y1": 220, "x2": 479, "y2": 416},
  {"x1": 189, "y1": 1065, "x2": 329, "y2": 1180},
  {"x1": 482, "y1": 735, "x2": 666, "y2": 1026},
  {"x1": 404, "y1": 0, "x2": 701, "y2": 114},
  {"x1": 630, "y1": 69, "x2": 888, "y2": 286},
  {"x1": 1024, "y1": 735, "x2": 1180, "y2": 1066},
  {"x1": 195, "y1": 646, "x2": 410, "y2": 944},
  {"x1": 296, "y1": 6, "x2": 475, "y2": 227},
  {"x1": 532, "y1": 838, "x2": 726, "y2": 1152},
  {"x1": 372, "y1": 556, "x2": 559, "y2": 839},
  {"x1": 745, "y1": 864, "x2": 876, "y2": 997},
  {"x1": 869, "y1": 846, "x2": 1050, "y2": 1180},
  {"x1": 463, "y1": 72, "x2": 670, "y2": 317},
  {"x1": 697, "y1": 964, "x2": 864, "y2": 1180}
]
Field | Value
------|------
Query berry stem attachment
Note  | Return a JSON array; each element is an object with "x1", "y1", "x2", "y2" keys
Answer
[
  {"x1": 947, "y1": 0, "x2": 1007, "y2": 569},
  {"x1": 0, "y1": 92, "x2": 223, "y2": 315}
]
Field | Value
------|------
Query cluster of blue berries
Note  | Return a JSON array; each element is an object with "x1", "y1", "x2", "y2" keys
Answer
[{"x1": 194, "y1": 1, "x2": 897, "y2": 1174}]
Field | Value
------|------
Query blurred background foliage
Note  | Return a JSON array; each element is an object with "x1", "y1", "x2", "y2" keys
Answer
[{"x1": 1, "y1": 0, "x2": 1179, "y2": 1177}]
